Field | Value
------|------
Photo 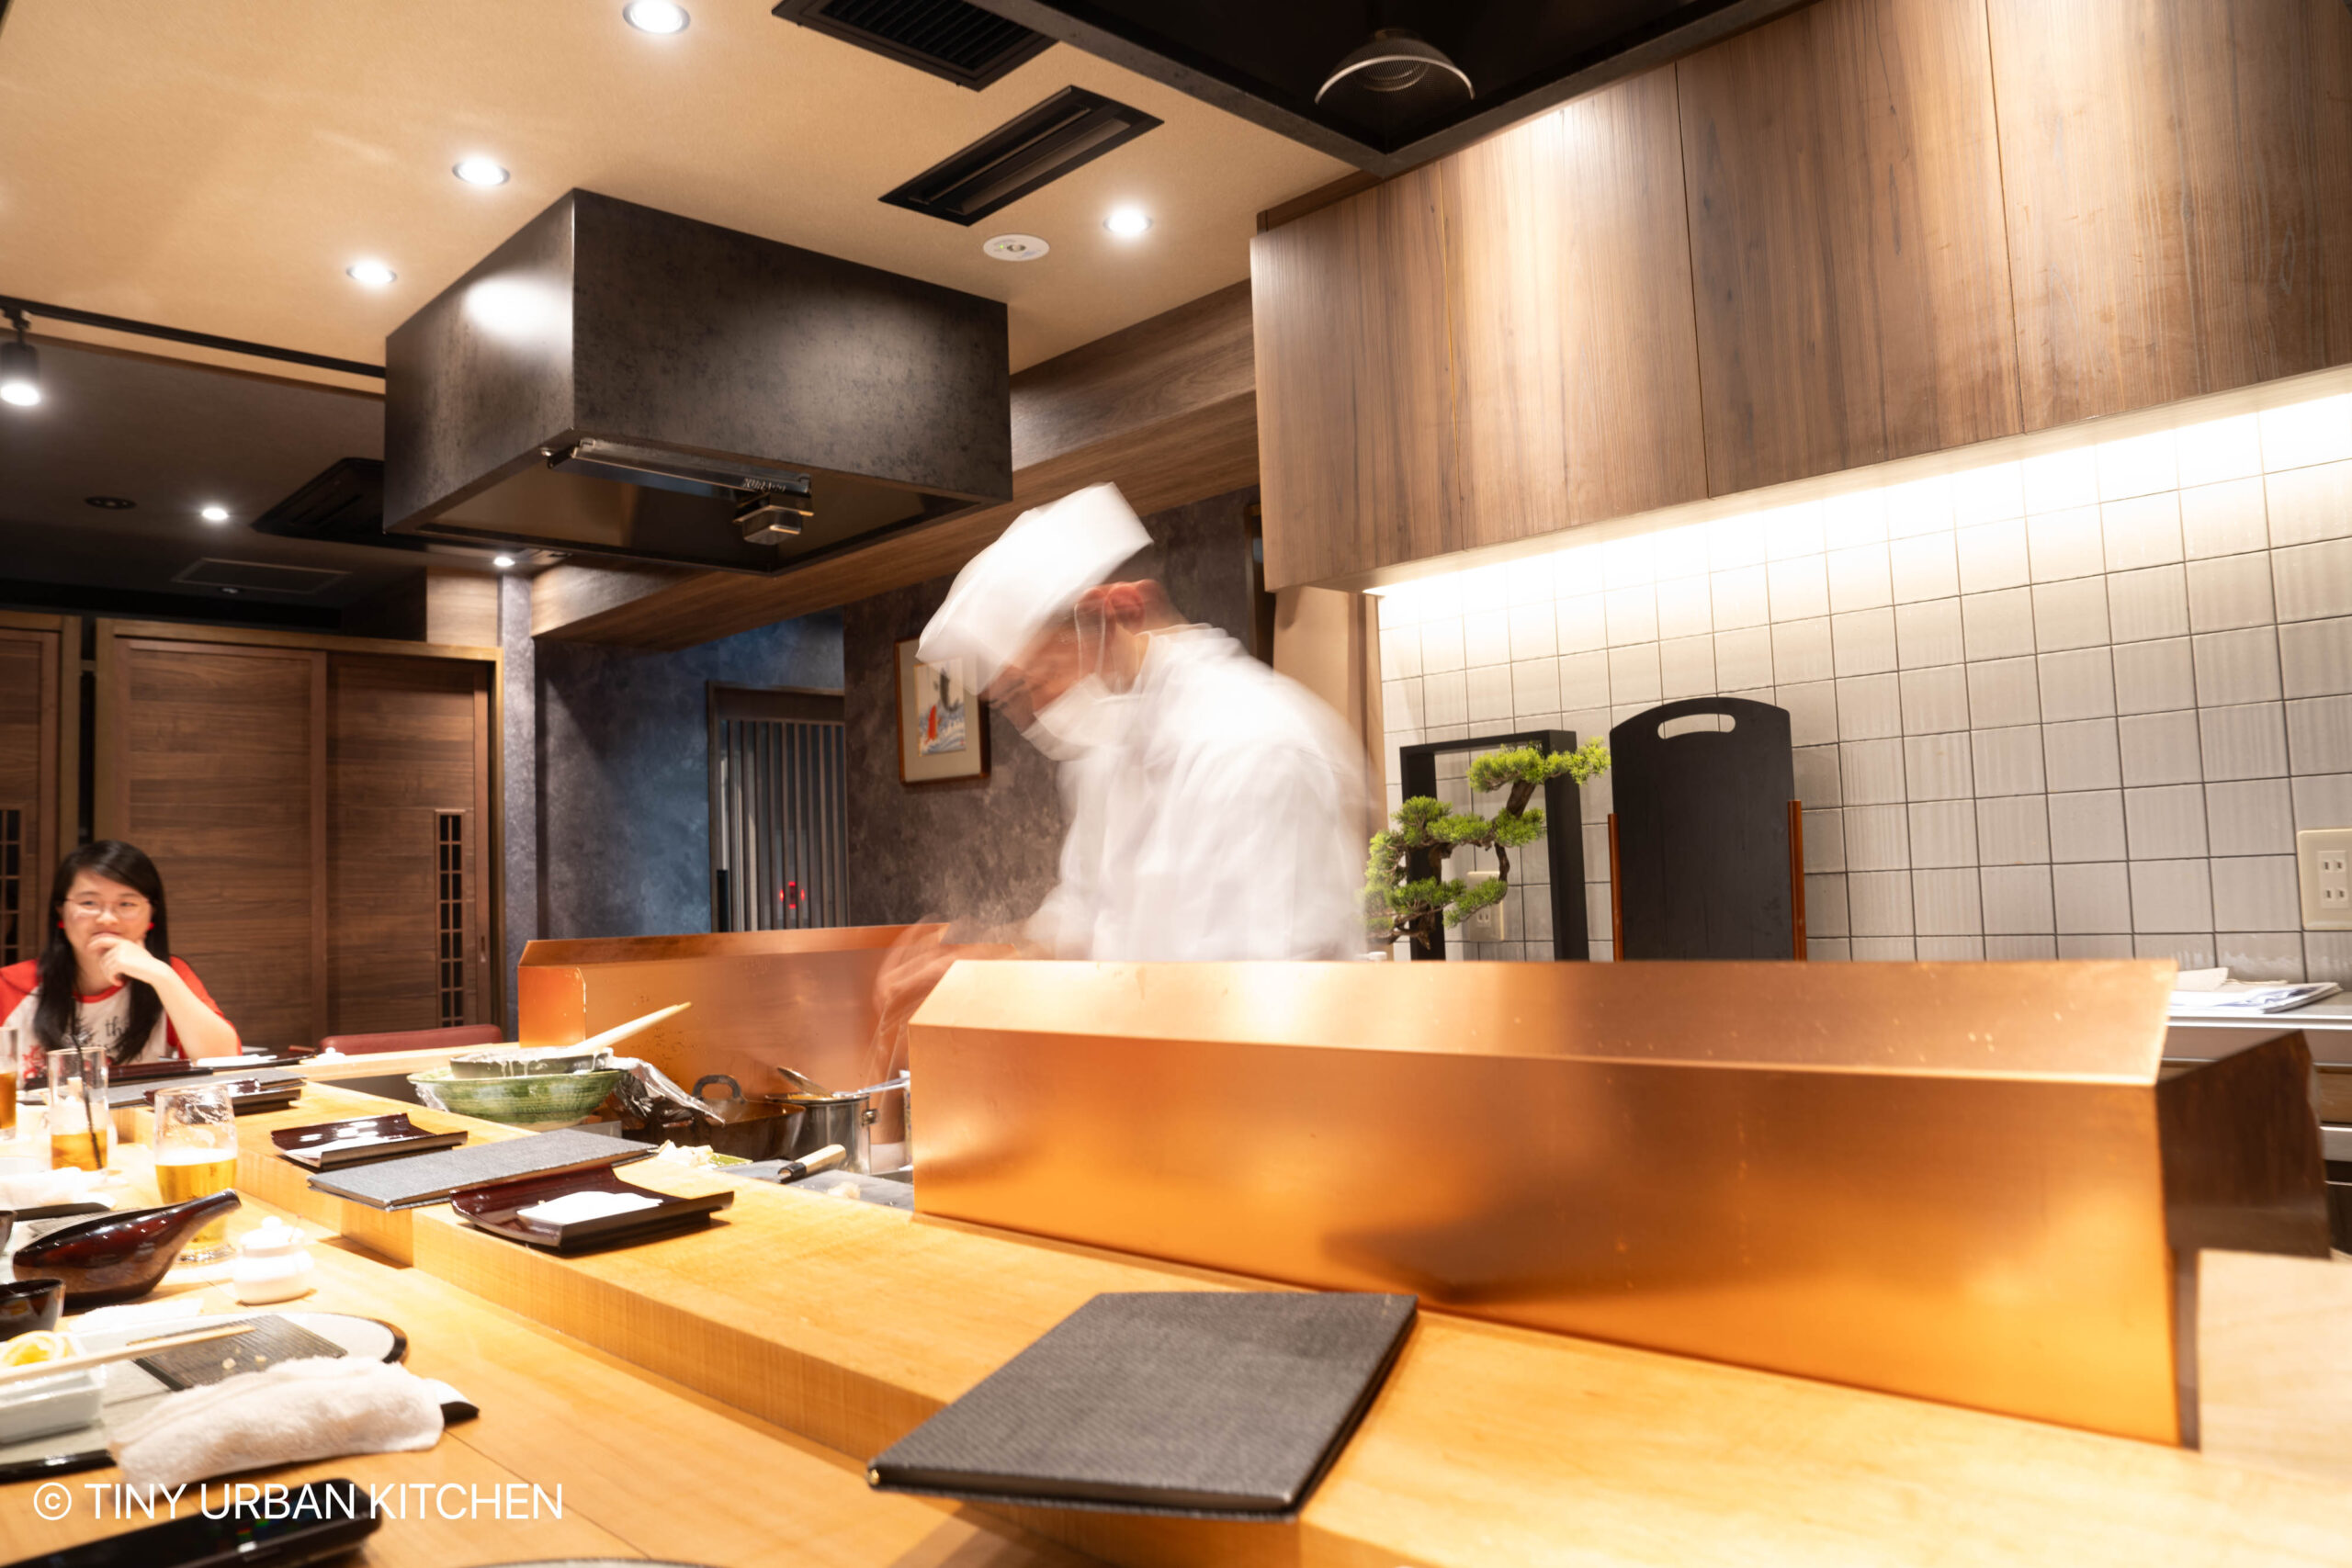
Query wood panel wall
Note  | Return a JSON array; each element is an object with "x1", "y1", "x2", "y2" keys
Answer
[
  {"x1": 1255, "y1": 0, "x2": 2352, "y2": 590},
  {"x1": 105, "y1": 637, "x2": 327, "y2": 1052},
  {"x1": 93, "y1": 625, "x2": 500, "y2": 1052},
  {"x1": 0, "y1": 615, "x2": 65, "y2": 967}
]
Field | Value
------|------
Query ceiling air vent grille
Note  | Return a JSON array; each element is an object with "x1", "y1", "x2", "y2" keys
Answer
[
  {"x1": 172, "y1": 558, "x2": 350, "y2": 596},
  {"x1": 251, "y1": 457, "x2": 428, "y2": 554},
  {"x1": 773, "y1": 0, "x2": 1054, "y2": 91},
  {"x1": 882, "y1": 85, "x2": 1161, "y2": 226}
]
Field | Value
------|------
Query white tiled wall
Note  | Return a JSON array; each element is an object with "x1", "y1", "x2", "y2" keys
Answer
[{"x1": 1374, "y1": 384, "x2": 2352, "y2": 976}]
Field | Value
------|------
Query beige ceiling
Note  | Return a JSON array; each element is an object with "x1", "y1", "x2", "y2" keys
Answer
[{"x1": 0, "y1": 0, "x2": 1349, "y2": 384}]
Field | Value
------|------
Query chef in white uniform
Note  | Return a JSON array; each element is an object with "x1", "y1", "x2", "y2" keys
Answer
[{"x1": 908, "y1": 482, "x2": 1369, "y2": 964}]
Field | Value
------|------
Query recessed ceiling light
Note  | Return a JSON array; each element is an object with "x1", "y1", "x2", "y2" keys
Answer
[
  {"x1": 84, "y1": 496, "x2": 136, "y2": 510},
  {"x1": 199, "y1": 503, "x2": 230, "y2": 523},
  {"x1": 492, "y1": 554, "x2": 517, "y2": 569},
  {"x1": 623, "y1": 0, "x2": 689, "y2": 34},
  {"x1": 346, "y1": 260, "x2": 397, "y2": 288},
  {"x1": 982, "y1": 234, "x2": 1049, "y2": 262},
  {"x1": 1103, "y1": 208, "x2": 1152, "y2": 237},
  {"x1": 453, "y1": 158, "x2": 511, "y2": 187}
]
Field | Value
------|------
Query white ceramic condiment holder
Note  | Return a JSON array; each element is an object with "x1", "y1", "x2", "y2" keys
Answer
[{"x1": 231, "y1": 1217, "x2": 316, "y2": 1305}]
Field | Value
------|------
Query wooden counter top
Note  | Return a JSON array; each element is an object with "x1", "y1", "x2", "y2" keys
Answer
[
  {"x1": 0, "y1": 1138, "x2": 1083, "y2": 1567},
  {"x1": 201, "y1": 1084, "x2": 2352, "y2": 1568}
]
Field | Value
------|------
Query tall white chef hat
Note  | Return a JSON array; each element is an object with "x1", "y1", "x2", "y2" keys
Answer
[{"x1": 916, "y1": 482, "x2": 1151, "y2": 691}]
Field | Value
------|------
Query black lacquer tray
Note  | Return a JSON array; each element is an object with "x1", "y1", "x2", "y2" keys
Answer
[
  {"x1": 450, "y1": 1167, "x2": 732, "y2": 1254},
  {"x1": 143, "y1": 1076, "x2": 301, "y2": 1114},
  {"x1": 272, "y1": 1112, "x2": 469, "y2": 1170}
]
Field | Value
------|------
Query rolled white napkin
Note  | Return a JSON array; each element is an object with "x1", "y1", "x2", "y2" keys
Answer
[{"x1": 110, "y1": 1357, "x2": 444, "y2": 1490}]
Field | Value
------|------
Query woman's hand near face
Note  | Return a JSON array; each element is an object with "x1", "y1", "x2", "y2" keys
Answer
[{"x1": 90, "y1": 932, "x2": 174, "y2": 987}]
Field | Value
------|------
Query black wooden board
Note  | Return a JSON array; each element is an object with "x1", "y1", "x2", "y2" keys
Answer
[{"x1": 1610, "y1": 696, "x2": 1795, "y2": 959}]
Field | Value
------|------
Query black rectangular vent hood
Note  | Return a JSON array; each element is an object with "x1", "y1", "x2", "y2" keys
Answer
[
  {"x1": 384, "y1": 190, "x2": 1012, "y2": 574},
  {"x1": 882, "y1": 85, "x2": 1160, "y2": 226},
  {"x1": 774, "y1": 0, "x2": 1055, "y2": 89}
]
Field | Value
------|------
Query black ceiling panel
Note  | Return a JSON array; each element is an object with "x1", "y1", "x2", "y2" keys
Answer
[
  {"x1": 970, "y1": 0, "x2": 1820, "y2": 172},
  {"x1": 774, "y1": 0, "x2": 1056, "y2": 89}
]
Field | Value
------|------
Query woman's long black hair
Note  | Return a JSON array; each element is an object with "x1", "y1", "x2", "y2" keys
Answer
[{"x1": 34, "y1": 840, "x2": 170, "y2": 1064}]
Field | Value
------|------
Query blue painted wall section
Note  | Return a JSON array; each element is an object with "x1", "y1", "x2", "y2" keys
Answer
[{"x1": 535, "y1": 610, "x2": 845, "y2": 939}]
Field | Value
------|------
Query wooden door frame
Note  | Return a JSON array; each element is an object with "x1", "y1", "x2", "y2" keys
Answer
[{"x1": 92, "y1": 619, "x2": 506, "y2": 1032}]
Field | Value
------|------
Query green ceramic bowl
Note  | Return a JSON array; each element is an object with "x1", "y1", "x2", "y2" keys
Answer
[{"x1": 408, "y1": 1066, "x2": 626, "y2": 1129}]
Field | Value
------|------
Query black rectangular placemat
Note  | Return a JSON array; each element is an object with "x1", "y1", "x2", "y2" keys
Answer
[
  {"x1": 306, "y1": 1128, "x2": 648, "y2": 1210},
  {"x1": 866, "y1": 1292, "x2": 1416, "y2": 1518},
  {"x1": 139, "y1": 1316, "x2": 346, "y2": 1391}
]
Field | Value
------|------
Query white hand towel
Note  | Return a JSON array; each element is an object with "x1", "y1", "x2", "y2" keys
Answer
[
  {"x1": 109, "y1": 1357, "x2": 444, "y2": 1490},
  {"x1": 0, "y1": 1166, "x2": 100, "y2": 1213}
]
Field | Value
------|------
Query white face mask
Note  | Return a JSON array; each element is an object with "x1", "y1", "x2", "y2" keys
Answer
[{"x1": 1020, "y1": 674, "x2": 1131, "y2": 761}]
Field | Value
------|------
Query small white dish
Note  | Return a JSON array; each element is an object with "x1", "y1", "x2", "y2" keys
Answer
[{"x1": 0, "y1": 1337, "x2": 106, "y2": 1443}]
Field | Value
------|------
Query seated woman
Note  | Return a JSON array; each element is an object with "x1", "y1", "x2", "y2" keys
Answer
[{"x1": 0, "y1": 840, "x2": 241, "y2": 1073}]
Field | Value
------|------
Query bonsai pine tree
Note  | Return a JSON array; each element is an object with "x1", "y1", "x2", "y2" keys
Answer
[{"x1": 1363, "y1": 739, "x2": 1611, "y2": 955}]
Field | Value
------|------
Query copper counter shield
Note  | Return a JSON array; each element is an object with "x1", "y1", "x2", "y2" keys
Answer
[{"x1": 907, "y1": 959, "x2": 2330, "y2": 1445}]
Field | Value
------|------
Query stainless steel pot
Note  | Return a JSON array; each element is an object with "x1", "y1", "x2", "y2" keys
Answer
[
  {"x1": 636, "y1": 1074, "x2": 885, "y2": 1172},
  {"x1": 773, "y1": 1092, "x2": 876, "y2": 1173}
]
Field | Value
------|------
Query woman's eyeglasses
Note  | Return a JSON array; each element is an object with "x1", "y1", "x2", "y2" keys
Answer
[{"x1": 65, "y1": 897, "x2": 150, "y2": 919}]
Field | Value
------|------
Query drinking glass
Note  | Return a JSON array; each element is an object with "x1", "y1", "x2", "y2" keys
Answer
[
  {"x1": 153, "y1": 1085, "x2": 239, "y2": 1263},
  {"x1": 48, "y1": 1042, "x2": 110, "y2": 1174},
  {"x1": 0, "y1": 1023, "x2": 18, "y2": 1139}
]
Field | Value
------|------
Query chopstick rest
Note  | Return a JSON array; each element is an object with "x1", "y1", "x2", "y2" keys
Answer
[{"x1": 108, "y1": 1357, "x2": 447, "y2": 1490}]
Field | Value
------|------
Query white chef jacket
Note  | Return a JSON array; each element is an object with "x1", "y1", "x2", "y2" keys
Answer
[{"x1": 1027, "y1": 626, "x2": 1370, "y2": 962}]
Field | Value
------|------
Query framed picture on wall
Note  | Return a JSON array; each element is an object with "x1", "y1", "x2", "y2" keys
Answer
[{"x1": 896, "y1": 637, "x2": 989, "y2": 785}]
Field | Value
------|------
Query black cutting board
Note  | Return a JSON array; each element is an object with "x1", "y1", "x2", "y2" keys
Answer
[{"x1": 865, "y1": 1292, "x2": 1415, "y2": 1519}]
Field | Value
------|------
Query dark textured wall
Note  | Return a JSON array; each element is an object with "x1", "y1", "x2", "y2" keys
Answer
[
  {"x1": 844, "y1": 486, "x2": 1261, "y2": 929},
  {"x1": 537, "y1": 611, "x2": 844, "y2": 940},
  {"x1": 499, "y1": 576, "x2": 537, "y2": 1034}
]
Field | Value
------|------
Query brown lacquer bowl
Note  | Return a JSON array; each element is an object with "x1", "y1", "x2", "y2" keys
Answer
[{"x1": 9, "y1": 1192, "x2": 243, "y2": 1305}]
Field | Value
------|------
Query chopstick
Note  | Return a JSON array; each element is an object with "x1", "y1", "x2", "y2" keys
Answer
[{"x1": 0, "y1": 1322, "x2": 255, "y2": 1389}]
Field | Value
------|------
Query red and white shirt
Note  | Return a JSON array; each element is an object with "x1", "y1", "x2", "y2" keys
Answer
[{"x1": 0, "y1": 957, "x2": 228, "y2": 1075}]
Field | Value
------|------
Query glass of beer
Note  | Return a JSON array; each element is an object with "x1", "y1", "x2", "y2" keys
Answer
[
  {"x1": 48, "y1": 1042, "x2": 110, "y2": 1174},
  {"x1": 153, "y1": 1085, "x2": 238, "y2": 1262},
  {"x1": 0, "y1": 1024, "x2": 19, "y2": 1139}
]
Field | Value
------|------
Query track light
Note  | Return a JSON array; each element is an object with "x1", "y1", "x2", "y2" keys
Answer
[{"x1": 1, "y1": 310, "x2": 40, "y2": 408}]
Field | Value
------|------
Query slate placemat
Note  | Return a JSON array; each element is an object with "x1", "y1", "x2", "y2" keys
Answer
[
  {"x1": 306, "y1": 1128, "x2": 648, "y2": 1209},
  {"x1": 866, "y1": 1291, "x2": 1416, "y2": 1518}
]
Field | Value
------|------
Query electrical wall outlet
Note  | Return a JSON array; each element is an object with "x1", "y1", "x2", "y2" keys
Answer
[
  {"x1": 1460, "y1": 871, "x2": 1507, "y2": 942},
  {"x1": 2298, "y1": 829, "x2": 2352, "y2": 931}
]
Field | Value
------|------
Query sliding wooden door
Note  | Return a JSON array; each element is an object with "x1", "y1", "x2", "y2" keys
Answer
[
  {"x1": 0, "y1": 614, "x2": 66, "y2": 966},
  {"x1": 98, "y1": 637, "x2": 326, "y2": 1052},
  {"x1": 95, "y1": 624, "x2": 500, "y2": 1053},
  {"x1": 328, "y1": 655, "x2": 492, "y2": 1033}
]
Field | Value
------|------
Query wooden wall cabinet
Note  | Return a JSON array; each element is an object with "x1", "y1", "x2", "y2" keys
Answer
[
  {"x1": 1255, "y1": 73, "x2": 1709, "y2": 589},
  {"x1": 1254, "y1": 0, "x2": 2352, "y2": 590},
  {"x1": 93, "y1": 624, "x2": 499, "y2": 1053},
  {"x1": 1988, "y1": 0, "x2": 2352, "y2": 428},
  {"x1": 1677, "y1": 0, "x2": 2020, "y2": 492}
]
